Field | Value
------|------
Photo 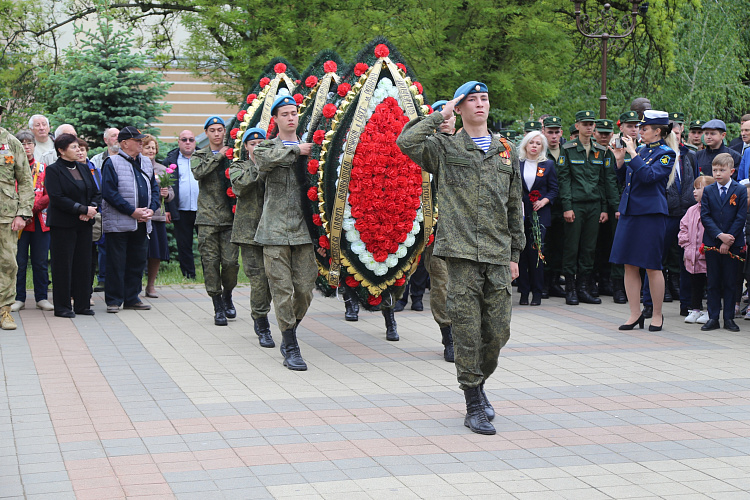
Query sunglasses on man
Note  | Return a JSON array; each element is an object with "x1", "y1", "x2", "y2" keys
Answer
[{"x1": 180, "y1": 138, "x2": 196, "y2": 143}]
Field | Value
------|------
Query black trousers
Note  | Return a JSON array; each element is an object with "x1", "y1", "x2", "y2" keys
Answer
[
  {"x1": 518, "y1": 223, "x2": 546, "y2": 295},
  {"x1": 398, "y1": 256, "x2": 428, "y2": 304},
  {"x1": 105, "y1": 224, "x2": 148, "y2": 307},
  {"x1": 50, "y1": 225, "x2": 93, "y2": 314},
  {"x1": 690, "y1": 273, "x2": 707, "y2": 310},
  {"x1": 705, "y1": 251, "x2": 739, "y2": 320},
  {"x1": 173, "y1": 210, "x2": 198, "y2": 277}
]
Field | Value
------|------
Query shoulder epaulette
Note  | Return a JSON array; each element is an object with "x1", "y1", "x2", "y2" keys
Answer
[
  {"x1": 659, "y1": 144, "x2": 674, "y2": 152},
  {"x1": 592, "y1": 142, "x2": 606, "y2": 151},
  {"x1": 563, "y1": 141, "x2": 578, "y2": 150}
]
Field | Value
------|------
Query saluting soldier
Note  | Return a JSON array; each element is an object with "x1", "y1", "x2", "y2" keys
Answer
[
  {"x1": 191, "y1": 116, "x2": 240, "y2": 326},
  {"x1": 557, "y1": 110, "x2": 618, "y2": 305},
  {"x1": 541, "y1": 116, "x2": 566, "y2": 298},
  {"x1": 229, "y1": 128, "x2": 274, "y2": 347},
  {"x1": 0, "y1": 102, "x2": 34, "y2": 330},
  {"x1": 397, "y1": 81, "x2": 525, "y2": 436}
]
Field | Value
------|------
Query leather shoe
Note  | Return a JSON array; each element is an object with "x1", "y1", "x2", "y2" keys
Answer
[
  {"x1": 724, "y1": 319, "x2": 740, "y2": 332},
  {"x1": 124, "y1": 302, "x2": 151, "y2": 310},
  {"x1": 530, "y1": 293, "x2": 542, "y2": 306},
  {"x1": 410, "y1": 297, "x2": 424, "y2": 311},
  {"x1": 700, "y1": 318, "x2": 720, "y2": 331},
  {"x1": 54, "y1": 310, "x2": 75, "y2": 318},
  {"x1": 393, "y1": 301, "x2": 406, "y2": 313},
  {"x1": 75, "y1": 309, "x2": 95, "y2": 316},
  {"x1": 642, "y1": 305, "x2": 653, "y2": 319},
  {"x1": 519, "y1": 293, "x2": 529, "y2": 305},
  {"x1": 107, "y1": 305, "x2": 120, "y2": 313}
]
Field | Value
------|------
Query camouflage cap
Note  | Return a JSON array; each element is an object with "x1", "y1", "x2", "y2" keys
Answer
[
  {"x1": 524, "y1": 121, "x2": 542, "y2": 132},
  {"x1": 575, "y1": 110, "x2": 596, "y2": 122},
  {"x1": 595, "y1": 119, "x2": 613, "y2": 132},
  {"x1": 543, "y1": 116, "x2": 562, "y2": 128},
  {"x1": 619, "y1": 110, "x2": 640, "y2": 123}
]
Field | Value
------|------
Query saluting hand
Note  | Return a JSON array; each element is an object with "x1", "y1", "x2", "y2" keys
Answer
[{"x1": 441, "y1": 95, "x2": 464, "y2": 120}]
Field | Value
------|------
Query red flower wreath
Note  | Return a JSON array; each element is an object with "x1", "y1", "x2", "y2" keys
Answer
[
  {"x1": 305, "y1": 75, "x2": 318, "y2": 88},
  {"x1": 259, "y1": 77, "x2": 270, "y2": 88},
  {"x1": 224, "y1": 148, "x2": 234, "y2": 159},
  {"x1": 322, "y1": 104, "x2": 337, "y2": 119},
  {"x1": 307, "y1": 186, "x2": 319, "y2": 201},
  {"x1": 237, "y1": 110, "x2": 247, "y2": 121},
  {"x1": 345, "y1": 276, "x2": 359, "y2": 288},
  {"x1": 374, "y1": 44, "x2": 390, "y2": 58},
  {"x1": 323, "y1": 60, "x2": 337, "y2": 73},
  {"x1": 246, "y1": 93, "x2": 257, "y2": 104},
  {"x1": 266, "y1": 117, "x2": 276, "y2": 137},
  {"x1": 274, "y1": 63, "x2": 287, "y2": 74},
  {"x1": 354, "y1": 63, "x2": 369, "y2": 77},
  {"x1": 337, "y1": 83, "x2": 351, "y2": 97},
  {"x1": 394, "y1": 277, "x2": 406, "y2": 286},
  {"x1": 368, "y1": 294, "x2": 382, "y2": 306},
  {"x1": 307, "y1": 159, "x2": 319, "y2": 175},
  {"x1": 230, "y1": 128, "x2": 239, "y2": 139},
  {"x1": 293, "y1": 93, "x2": 303, "y2": 104},
  {"x1": 313, "y1": 130, "x2": 325, "y2": 145}
]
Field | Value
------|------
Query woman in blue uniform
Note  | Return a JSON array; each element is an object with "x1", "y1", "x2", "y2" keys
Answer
[{"x1": 610, "y1": 110, "x2": 676, "y2": 331}]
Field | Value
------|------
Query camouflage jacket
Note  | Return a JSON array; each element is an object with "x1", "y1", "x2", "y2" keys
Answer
[
  {"x1": 190, "y1": 146, "x2": 234, "y2": 227},
  {"x1": 0, "y1": 127, "x2": 33, "y2": 224},
  {"x1": 557, "y1": 139, "x2": 619, "y2": 213},
  {"x1": 397, "y1": 112, "x2": 525, "y2": 265},
  {"x1": 229, "y1": 158, "x2": 265, "y2": 246},
  {"x1": 253, "y1": 138, "x2": 311, "y2": 246}
]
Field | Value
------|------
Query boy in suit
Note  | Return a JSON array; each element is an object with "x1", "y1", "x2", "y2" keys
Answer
[{"x1": 700, "y1": 153, "x2": 748, "y2": 331}]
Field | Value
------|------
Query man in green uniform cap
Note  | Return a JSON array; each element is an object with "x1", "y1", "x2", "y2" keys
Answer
[
  {"x1": 594, "y1": 119, "x2": 614, "y2": 147},
  {"x1": 542, "y1": 115, "x2": 566, "y2": 298},
  {"x1": 591, "y1": 118, "x2": 615, "y2": 297},
  {"x1": 524, "y1": 121, "x2": 542, "y2": 134},
  {"x1": 557, "y1": 110, "x2": 618, "y2": 305},
  {"x1": 569, "y1": 124, "x2": 579, "y2": 141},
  {"x1": 0, "y1": 102, "x2": 34, "y2": 330},
  {"x1": 687, "y1": 120, "x2": 705, "y2": 151}
]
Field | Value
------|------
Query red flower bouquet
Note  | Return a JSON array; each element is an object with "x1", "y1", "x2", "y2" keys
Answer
[{"x1": 528, "y1": 190, "x2": 545, "y2": 265}]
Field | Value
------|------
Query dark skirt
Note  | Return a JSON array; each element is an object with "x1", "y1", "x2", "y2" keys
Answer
[
  {"x1": 610, "y1": 213, "x2": 667, "y2": 270},
  {"x1": 148, "y1": 221, "x2": 170, "y2": 261}
]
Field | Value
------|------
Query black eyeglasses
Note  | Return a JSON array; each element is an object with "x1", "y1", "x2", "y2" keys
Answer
[{"x1": 180, "y1": 138, "x2": 196, "y2": 143}]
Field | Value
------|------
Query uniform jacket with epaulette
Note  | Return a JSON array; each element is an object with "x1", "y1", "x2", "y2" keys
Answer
[
  {"x1": 190, "y1": 146, "x2": 234, "y2": 227},
  {"x1": 0, "y1": 128, "x2": 33, "y2": 223},
  {"x1": 557, "y1": 139, "x2": 619, "y2": 213},
  {"x1": 229, "y1": 158, "x2": 265, "y2": 246}
]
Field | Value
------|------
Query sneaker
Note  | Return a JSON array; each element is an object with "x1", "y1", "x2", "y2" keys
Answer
[
  {"x1": 696, "y1": 311, "x2": 709, "y2": 324},
  {"x1": 107, "y1": 305, "x2": 120, "y2": 313},
  {"x1": 36, "y1": 300, "x2": 53, "y2": 311},
  {"x1": 744, "y1": 309, "x2": 750, "y2": 321},
  {"x1": 124, "y1": 302, "x2": 151, "y2": 311},
  {"x1": 10, "y1": 301, "x2": 25, "y2": 312},
  {"x1": 684, "y1": 310, "x2": 701, "y2": 323}
]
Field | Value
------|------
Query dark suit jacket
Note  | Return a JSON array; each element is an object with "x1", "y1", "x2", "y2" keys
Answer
[
  {"x1": 45, "y1": 158, "x2": 101, "y2": 228},
  {"x1": 701, "y1": 180, "x2": 747, "y2": 251},
  {"x1": 729, "y1": 137, "x2": 745, "y2": 154},
  {"x1": 618, "y1": 141, "x2": 674, "y2": 216},
  {"x1": 520, "y1": 159, "x2": 558, "y2": 228}
]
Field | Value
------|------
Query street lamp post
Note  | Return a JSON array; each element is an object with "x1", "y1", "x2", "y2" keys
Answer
[{"x1": 572, "y1": 1, "x2": 643, "y2": 119}]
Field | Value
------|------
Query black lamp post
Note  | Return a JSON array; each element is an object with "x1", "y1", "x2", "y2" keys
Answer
[{"x1": 572, "y1": 1, "x2": 645, "y2": 119}]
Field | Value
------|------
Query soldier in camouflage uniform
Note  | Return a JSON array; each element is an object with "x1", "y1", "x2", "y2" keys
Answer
[
  {"x1": 397, "y1": 82, "x2": 525, "y2": 435},
  {"x1": 191, "y1": 116, "x2": 240, "y2": 326},
  {"x1": 229, "y1": 128, "x2": 274, "y2": 347},
  {"x1": 254, "y1": 96, "x2": 316, "y2": 371},
  {"x1": 0, "y1": 103, "x2": 34, "y2": 330}
]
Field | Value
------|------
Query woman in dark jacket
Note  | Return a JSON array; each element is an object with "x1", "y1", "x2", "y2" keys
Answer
[
  {"x1": 517, "y1": 131, "x2": 558, "y2": 305},
  {"x1": 45, "y1": 134, "x2": 101, "y2": 317}
]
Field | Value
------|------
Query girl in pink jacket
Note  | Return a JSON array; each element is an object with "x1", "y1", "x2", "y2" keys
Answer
[{"x1": 679, "y1": 176, "x2": 716, "y2": 324}]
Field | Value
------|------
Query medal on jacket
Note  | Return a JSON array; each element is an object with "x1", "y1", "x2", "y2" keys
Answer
[{"x1": 498, "y1": 137, "x2": 512, "y2": 165}]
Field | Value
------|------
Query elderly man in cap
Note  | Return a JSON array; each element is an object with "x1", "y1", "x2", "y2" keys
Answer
[
  {"x1": 696, "y1": 119, "x2": 741, "y2": 177},
  {"x1": 191, "y1": 116, "x2": 240, "y2": 326},
  {"x1": 101, "y1": 126, "x2": 160, "y2": 313},
  {"x1": 398, "y1": 81, "x2": 525, "y2": 435},
  {"x1": 0, "y1": 103, "x2": 34, "y2": 329}
]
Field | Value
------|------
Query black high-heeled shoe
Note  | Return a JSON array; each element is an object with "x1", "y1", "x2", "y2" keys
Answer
[
  {"x1": 649, "y1": 315, "x2": 664, "y2": 332},
  {"x1": 619, "y1": 313, "x2": 645, "y2": 330}
]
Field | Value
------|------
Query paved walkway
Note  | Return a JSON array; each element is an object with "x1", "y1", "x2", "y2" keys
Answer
[{"x1": 2, "y1": 285, "x2": 750, "y2": 499}]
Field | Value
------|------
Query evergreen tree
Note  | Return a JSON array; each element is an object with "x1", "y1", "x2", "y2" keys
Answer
[{"x1": 45, "y1": 15, "x2": 171, "y2": 148}]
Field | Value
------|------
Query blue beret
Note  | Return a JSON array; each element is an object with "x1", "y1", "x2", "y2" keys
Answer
[
  {"x1": 453, "y1": 81, "x2": 488, "y2": 104},
  {"x1": 242, "y1": 127, "x2": 266, "y2": 143},
  {"x1": 640, "y1": 110, "x2": 670, "y2": 127},
  {"x1": 702, "y1": 119, "x2": 726, "y2": 132},
  {"x1": 204, "y1": 116, "x2": 225, "y2": 129},
  {"x1": 271, "y1": 95, "x2": 298, "y2": 114},
  {"x1": 431, "y1": 100, "x2": 448, "y2": 113}
]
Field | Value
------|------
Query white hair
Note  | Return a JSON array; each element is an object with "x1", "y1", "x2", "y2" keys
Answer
[
  {"x1": 103, "y1": 127, "x2": 118, "y2": 139},
  {"x1": 28, "y1": 114, "x2": 49, "y2": 129},
  {"x1": 54, "y1": 124, "x2": 76, "y2": 138},
  {"x1": 518, "y1": 130, "x2": 548, "y2": 162}
]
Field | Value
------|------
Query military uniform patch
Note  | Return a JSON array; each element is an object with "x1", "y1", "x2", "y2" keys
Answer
[{"x1": 660, "y1": 155, "x2": 670, "y2": 165}]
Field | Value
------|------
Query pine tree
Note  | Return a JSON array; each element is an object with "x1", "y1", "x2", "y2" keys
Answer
[{"x1": 46, "y1": 15, "x2": 171, "y2": 148}]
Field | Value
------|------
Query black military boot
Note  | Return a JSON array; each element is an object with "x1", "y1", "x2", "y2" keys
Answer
[
  {"x1": 589, "y1": 276, "x2": 600, "y2": 298},
  {"x1": 222, "y1": 290, "x2": 236, "y2": 319},
  {"x1": 410, "y1": 295, "x2": 424, "y2": 311},
  {"x1": 612, "y1": 278, "x2": 628, "y2": 304},
  {"x1": 280, "y1": 329, "x2": 307, "y2": 371},
  {"x1": 440, "y1": 326, "x2": 454, "y2": 363},
  {"x1": 550, "y1": 274, "x2": 566, "y2": 298},
  {"x1": 463, "y1": 386, "x2": 496, "y2": 435},
  {"x1": 382, "y1": 308, "x2": 399, "y2": 341},
  {"x1": 344, "y1": 288, "x2": 359, "y2": 321},
  {"x1": 212, "y1": 295, "x2": 227, "y2": 326},
  {"x1": 577, "y1": 275, "x2": 602, "y2": 304},
  {"x1": 565, "y1": 275, "x2": 579, "y2": 305},
  {"x1": 478, "y1": 382, "x2": 495, "y2": 421},
  {"x1": 599, "y1": 277, "x2": 614, "y2": 296},
  {"x1": 254, "y1": 316, "x2": 274, "y2": 348}
]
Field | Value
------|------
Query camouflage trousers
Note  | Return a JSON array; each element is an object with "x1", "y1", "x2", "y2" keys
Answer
[
  {"x1": 446, "y1": 257, "x2": 512, "y2": 390},
  {"x1": 197, "y1": 225, "x2": 239, "y2": 297},
  {"x1": 0, "y1": 223, "x2": 18, "y2": 307},
  {"x1": 239, "y1": 244, "x2": 272, "y2": 320},
  {"x1": 263, "y1": 244, "x2": 316, "y2": 332},
  {"x1": 423, "y1": 244, "x2": 450, "y2": 328}
]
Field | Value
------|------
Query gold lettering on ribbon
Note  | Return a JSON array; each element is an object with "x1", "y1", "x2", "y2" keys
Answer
[
  {"x1": 259, "y1": 77, "x2": 282, "y2": 131},
  {"x1": 309, "y1": 73, "x2": 336, "y2": 135},
  {"x1": 328, "y1": 61, "x2": 383, "y2": 287}
]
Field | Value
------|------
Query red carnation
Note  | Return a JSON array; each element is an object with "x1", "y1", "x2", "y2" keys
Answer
[
  {"x1": 699, "y1": 243, "x2": 705, "y2": 255},
  {"x1": 323, "y1": 60, "x2": 337, "y2": 73},
  {"x1": 246, "y1": 93, "x2": 257, "y2": 104},
  {"x1": 312, "y1": 213, "x2": 323, "y2": 226},
  {"x1": 307, "y1": 159, "x2": 319, "y2": 175},
  {"x1": 225, "y1": 148, "x2": 234, "y2": 159},
  {"x1": 313, "y1": 130, "x2": 325, "y2": 145},
  {"x1": 259, "y1": 77, "x2": 270, "y2": 88},
  {"x1": 226, "y1": 187, "x2": 236, "y2": 198},
  {"x1": 266, "y1": 117, "x2": 275, "y2": 137},
  {"x1": 394, "y1": 277, "x2": 406, "y2": 286},
  {"x1": 345, "y1": 276, "x2": 359, "y2": 288},
  {"x1": 319, "y1": 235, "x2": 330, "y2": 249},
  {"x1": 529, "y1": 190, "x2": 541, "y2": 203},
  {"x1": 368, "y1": 294, "x2": 382, "y2": 306},
  {"x1": 427, "y1": 234, "x2": 435, "y2": 246},
  {"x1": 354, "y1": 63, "x2": 369, "y2": 77},
  {"x1": 322, "y1": 104, "x2": 337, "y2": 119},
  {"x1": 237, "y1": 110, "x2": 247, "y2": 121},
  {"x1": 274, "y1": 63, "x2": 287, "y2": 74},
  {"x1": 414, "y1": 81, "x2": 423, "y2": 94},
  {"x1": 307, "y1": 186, "x2": 319, "y2": 201},
  {"x1": 225, "y1": 168, "x2": 231, "y2": 179},
  {"x1": 337, "y1": 83, "x2": 351, "y2": 97},
  {"x1": 305, "y1": 75, "x2": 318, "y2": 88},
  {"x1": 396, "y1": 63, "x2": 406, "y2": 73},
  {"x1": 293, "y1": 93, "x2": 303, "y2": 104},
  {"x1": 232, "y1": 205, "x2": 236, "y2": 214},
  {"x1": 374, "y1": 44, "x2": 390, "y2": 58},
  {"x1": 295, "y1": 79, "x2": 301, "y2": 84},
  {"x1": 230, "y1": 128, "x2": 239, "y2": 139}
]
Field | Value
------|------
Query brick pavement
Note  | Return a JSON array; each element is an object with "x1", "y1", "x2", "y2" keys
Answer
[{"x1": 2, "y1": 284, "x2": 750, "y2": 499}]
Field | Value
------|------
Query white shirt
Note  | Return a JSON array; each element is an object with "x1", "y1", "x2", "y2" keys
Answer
[
  {"x1": 523, "y1": 159, "x2": 538, "y2": 191},
  {"x1": 177, "y1": 152, "x2": 199, "y2": 211},
  {"x1": 33, "y1": 138, "x2": 54, "y2": 162}
]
